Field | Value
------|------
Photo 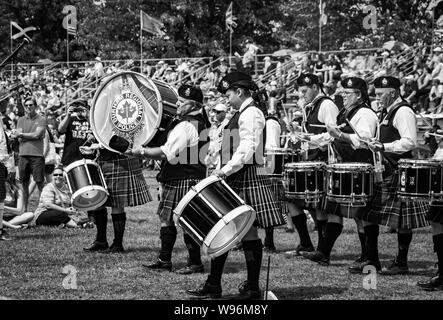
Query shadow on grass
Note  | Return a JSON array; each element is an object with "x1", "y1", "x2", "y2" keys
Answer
[
  {"x1": 14, "y1": 231, "x2": 78, "y2": 240},
  {"x1": 273, "y1": 285, "x2": 348, "y2": 300}
]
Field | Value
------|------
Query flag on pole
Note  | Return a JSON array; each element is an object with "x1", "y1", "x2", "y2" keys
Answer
[
  {"x1": 140, "y1": 10, "x2": 165, "y2": 36},
  {"x1": 319, "y1": 1, "x2": 327, "y2": 26},
  {"x1": 62, "y1": 5, "x2": 78, "y2": 37},
  {"x1": 225, "y1": 2, "x2": 237, "y2": 33},
  {"x1": 10, "y1": 21, "x2": 36, "y2": 41}
]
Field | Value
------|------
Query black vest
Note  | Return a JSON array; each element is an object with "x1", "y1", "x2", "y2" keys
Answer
[
  {"x1": 333, "y1": 102, "x2": 375, "y2": 163},
  {"x1": 157, "y1": 113, "x2": 209, "y2": 182},
  {"x1": 305, "y1": 95, "x2": 334, "y2": 161},
  {"x1": 379, "y1": 101, "x2": 414, "y2": 175},
  {"x1": 220, "y1": 101, "x2": 266, "y2": 174}
]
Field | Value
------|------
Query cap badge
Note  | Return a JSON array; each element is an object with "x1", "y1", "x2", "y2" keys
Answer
[
  {"x1": 382, "y1": 78, "x2": 388, "y2": 86},
  {"x1": 222, "y1": 80, "x2": 229, "y2": 89},
  {"x1": 347, "y1": 79, "x2": 353, "y2": 87},
  {"x1": 304, "y1": 77, "x2": 311, "y2": 84},
  {"x1": 185, "y1": 88, "x2": 191, "y2": 96}
]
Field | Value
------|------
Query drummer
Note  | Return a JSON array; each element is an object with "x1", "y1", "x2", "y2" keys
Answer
[
  {"x1": 285, "y1": 73, "x2": 339, "y2": 257},
  {"x1": 358, "y1": 76, "x2": 430, "y2": 275},
  {"x1": 301, "y1": 77, "x2": 378, "y2": 267},
  {"x1": 187, "y1": 71, "x2": 285, "y2": 299},
  {"x1": 417, "y1": 131, "x2": 443, "y2": 291},
  {"x1": 81, "y1": 136, "x2": 153, "y2": 253},
  {"x1": 129, "y1": 84, "x2": 211, "y2": 274},
  {"x1": 263, "y1": 109, "x2": 287, "y2": 252}
]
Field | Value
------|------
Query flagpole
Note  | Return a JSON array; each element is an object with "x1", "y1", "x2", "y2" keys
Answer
[
  {"x1": 140, "y1": 10, "x2": 143, "y2": 74},
  {"x1": 229, "y1": 30, "x2": 232, "y2": 71},
  {"x1": 66, "y1": 27, "x2": 69, "y2": 68},
  {"x1": 10, "y1": 22, "x2": 13, "y2": 83},
  {"x1": 319, "y1": 0, "x2": 322, "y2": 53}
]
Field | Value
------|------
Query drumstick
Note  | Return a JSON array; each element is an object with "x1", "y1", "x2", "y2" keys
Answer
[
  {"x1": 310, "y1": 123, "x2": 346, "y2": 129},
  {"x1": 427, "y1": 132, "x2": 443, "y2": 138},
  {"x1": 417, "y1": 112, "x2": 434, "y2": 129},
  {"x1": 346, "y1": 119, "x2": 362, "y2": 140}
]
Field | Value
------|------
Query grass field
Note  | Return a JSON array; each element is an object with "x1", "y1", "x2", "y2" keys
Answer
[{"x1": 0, "y1": 170, "x2": 442, "y2": 300}]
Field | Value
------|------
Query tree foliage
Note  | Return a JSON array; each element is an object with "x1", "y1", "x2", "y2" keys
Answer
[{"x1": 0, "y1": 0, "x2": 436, "y2": 63}]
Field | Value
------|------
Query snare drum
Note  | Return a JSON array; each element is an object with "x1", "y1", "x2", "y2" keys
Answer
[
  {"x1": 65, "y1": 159, "x2": 108, "y2": 210},
  {"x1": 265, "y1": 148, "x2": 299, "y2": 177},
  {"x1": 173, "y1": 175, "x2": 256, "y2": 258},
  {"x1": 398, "y1": 159, "x2": 443, "y2": 203},
  {"x1": 326, "y1": 163, "x2": 373, "y2": 206},
  {"x1": 283, "y1": 162, "x2": 326, "y2": 202},
  {"x1": 90, "y1": 71, "x2": 178, "y2": 153}
]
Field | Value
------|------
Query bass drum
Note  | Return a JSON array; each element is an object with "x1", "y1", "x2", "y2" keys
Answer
[{"x1": 90, "y1": 71, "x2": 178, "y2": 153}]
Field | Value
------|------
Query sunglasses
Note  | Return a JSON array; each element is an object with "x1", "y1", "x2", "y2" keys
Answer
[
  {"x1": 24, "y1": 104, "x2": 34, "y2": 107},
  {"x1": 53, "y1": 173, "x2": 64, "y2": 177}
]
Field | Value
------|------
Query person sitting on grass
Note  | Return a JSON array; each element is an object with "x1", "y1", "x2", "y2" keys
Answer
[
  {"x1": 3, "y1": 174, "x2": 34, "y2": 228},
  {"x1": 29, "y1": 165, "x2": 80, "y2": 228}
]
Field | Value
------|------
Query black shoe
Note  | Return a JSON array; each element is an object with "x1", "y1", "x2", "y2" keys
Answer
[
  {"x1": 301, "y1": 250, "x2": 330, "y2": 266},
  {"x1": 104, "y1": 242, "x2": 124, "y2": 253},
  {"x1": 236, "y1": 281, "x2": 261, "y2": 300},
  {"x1": 348, "y1": 260, "x2": 382, "y2": 274},
  {"x1": 143, "y1": 259, "x2": 172, "y2": 271},
  {"x1": 0, "y1": 229, "x2": 12, "y2": 241},
  {"x1": 348, "y1": 255, "x2": 367, "y2": 269},
  {"x1": 417, "y1": 274, "x2": 443, "y2": 291},
  {"x1": 83, "y1": 241, "x2": 109, "y2": 251},
  {"x1": 381, "y1": 258, "x2": 409, "y2": 275},
  {"x1": 186, "y1": 282, "x2": 222, "y2": 299},
  {"x1": 175, "y1": 264, "x2": 204, "y2": 275},
  {"x1": 285, "y1": 244, "x2": 315, "y2": 257},
  {"x1": 264, "y1": 246, "x2": 277, "y2": 253},
  {"x1": 285, "y1": 227, "x2": 295, "y2": 233}
]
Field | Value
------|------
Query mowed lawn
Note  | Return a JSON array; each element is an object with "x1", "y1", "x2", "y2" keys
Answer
[{"x1": 0, "y1": 170, "x2": 442, "y2": 300}]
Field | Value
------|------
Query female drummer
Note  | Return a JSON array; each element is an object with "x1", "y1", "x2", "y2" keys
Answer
[
  {"x1": 284, "y1": 73, "x2": 339, "y2": 258},
  {"x1": 301, "y1": 77, "x2": 378, "y2": 268},
  {"x1": 361, "y1": 76, "x2": 429, "y2": 275},
  {"x1": 417, "y1": 130, "x2": 443, "y2": 291},
  {"x1": 186, "y1": 71, "x2": 285, "y2": 300},
  {"x1": 129, "y1": 84, "x2": 210, "y2": 274},
  {"x1": 81, "y1": 136, "x2": 153, "y2": 253}
]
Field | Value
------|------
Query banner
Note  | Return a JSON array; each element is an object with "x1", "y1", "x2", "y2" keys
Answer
[
  {"x1": 10, "y1": 21, "x2": 36, "y2": 41},
  {"x1": 62, "y1": 5, "x2": 78, "y2": 36},
  {"x1": 225, "y1": 2, "x2": 237, "y2": 33},
  {"x1": 140, "y1": 10, "x2": 165, "y2": 36}
]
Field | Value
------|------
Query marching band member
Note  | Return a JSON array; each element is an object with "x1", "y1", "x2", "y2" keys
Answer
[
  {"x1": 263, "y1": 110, "x2": 286, "y2": 252},
  {"x1": 187, "y1": 71, "x2": 285, "y2": 299},
  {"x1": 301, "y1": 77, "x2": 378, "y2": 267},
  {"x1": 417, "y1": 131, "x2": 443, "y2": 291},
  {"x1": 129, "y1": 85, "x2": 210, "y2": 274},
  {"x1": 285, "y1": 73, "x2": 339, "y2": 257},
  {"x1": 81, "y1": 135, "x2": 153, "y2": 253},
  {"x1": 358, "y1": 76, "x2": 430, "y2": 274}
]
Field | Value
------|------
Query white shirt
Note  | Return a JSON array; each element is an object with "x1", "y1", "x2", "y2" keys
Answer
[
  {"x1": 347, "y1": 107, "x2": 378, "y2": 149},
  {"x1": 160, "y1": 110, "x2": 201, "y2": 163},
  {"x1": 221, "y1": 97, "x2": 265, "y2": 176},
  {"x1": 382, "y1": 98, "x2": 417, "y2": 153},
  {"x1": 309, "y1": 94, "x2": 339, "y2": 146},
  {"x1": 205, "y1": 119, "x2": 228, "y2": 167},
  {"x1": 265, "y1": 118, "x2": 281, "y2": 149}
]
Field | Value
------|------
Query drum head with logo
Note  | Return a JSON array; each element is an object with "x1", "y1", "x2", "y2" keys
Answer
[{"x1": 90, "y1": 71, "x2": 177, "y2": 153}]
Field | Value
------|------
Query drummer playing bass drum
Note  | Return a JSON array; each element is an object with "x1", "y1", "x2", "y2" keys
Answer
[
  {"x1": 129, "y1": 84, "x2": 211, "y2": 274},
  {"x1": 301, "y1": 77, "x2": 378, "y2": 268},
  {"x1": 359, "y1": 76, "x2": 430, "y2": 275},
  {"x1": 285, "y1": 73, "x2": 339, "y2": 257}
]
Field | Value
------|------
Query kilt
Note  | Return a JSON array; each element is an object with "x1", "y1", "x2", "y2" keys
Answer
[
  {"x1": 360, "y1": 173, "x2": 430, "y2": 230},
  {"x1": 157, "y1": 178, "x2": 200, "y2": 223},
  {"x1": 98, "y1": 156, "x2": 152, "y2": 208},
  {"x1": 226, "y1": 165, "x2": 285, "y2": 228},
  {"x1": 323, "y1": 199, "x2": 369, "y2": 219},
  {"x1": 269, "y1": 176, "x2": 288, "y2": 216},
  {"x1": 285, "y1": 196, "x2": 325, "y2": 211},
  {"x1": 426, "y1": 202, "x2": 443, "y2": 224}
]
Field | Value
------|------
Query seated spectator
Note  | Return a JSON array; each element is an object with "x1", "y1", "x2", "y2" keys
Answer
[
  {"x1": 429, "y1": 79, "x2": 442, "y2": 113},
  {"x1": 3, "y1": 175, "x2": 34, "y2": 228},
  {"x1": 30, "y1": 165, "x2": 80, "y2": 228}
]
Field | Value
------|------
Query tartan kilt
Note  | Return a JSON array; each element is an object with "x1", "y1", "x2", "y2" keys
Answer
[
  {"x1": 323, "y1": 198, "x2": 370, "y2": 219},
  {"x1": 269, "y1": 176, "x2": 288, "y2": 216},
  {"x1": 157, "y1": 179, "x2": 200, "y2": 223},
  {"x1": 426, "y1": 202, "x2": 443, "y2": 224},
  {"x1": 225, "y1": 165, "x2": 285, "y2": 228},
  {"x1": 285, "y1": 196, "x2": 325, "y2": 211},
  {"x1": 360, "y1": 173, "x2": 430, "y2": 230},
  {"x1": 98, "y1": 156, "x2": 152, "y2": 208}
]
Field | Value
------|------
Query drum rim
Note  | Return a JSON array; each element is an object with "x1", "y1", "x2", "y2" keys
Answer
[
  {"x1": 398, "y1": 159, "x2": 442, "y2": 167},
  {"x1": 284, "y1": 161, "x2": 326, "y2": 169},
  {"x1": 90, "y1": 71, "x2": 174, "y2": 153},
  {"x1": 326, "y1": 162, "x2": 374, "y2": 169},
  {"x1": 71, "y1": 185, "x2": 109, "y2": 210},
  {"x1": 203, "y1": 205, "x2": 256, "y2": 258},
  {"x1": 64, "y1": 159, "x2": 100, "y2": 173}
]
